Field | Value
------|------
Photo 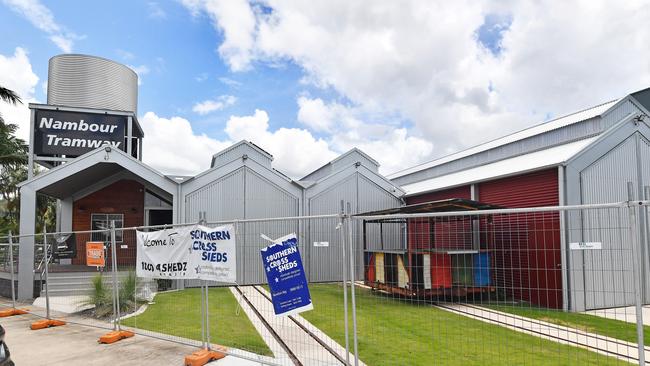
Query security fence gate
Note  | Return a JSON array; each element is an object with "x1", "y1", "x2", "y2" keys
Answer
[{"x1": 2, "y1": 200, "x2": 650, "y2": 365}]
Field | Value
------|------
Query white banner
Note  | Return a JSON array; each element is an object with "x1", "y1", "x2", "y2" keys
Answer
[
  {"x1": 136, "y1": 224, "x2": 237, "y2": 283},
  {"x1": 189, "y1": 224, "x2": 237, "y2": 283},
  {"x1": 136, "y1": 226, "x2": 193, "y2": 279}
]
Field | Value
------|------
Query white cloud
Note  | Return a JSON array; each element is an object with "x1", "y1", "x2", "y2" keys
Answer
[
  {"x1": 147, "y1": 2, "x2": 166, "y2": 19},
  {"x1": 183, "y1": 1, "x2": 650, "y2": 174},
  {"x1": 49, "y1": 34, "x2": 73, "y2": 53},
  {"x1": 0, "y1": 47, "x2": 39, "y2": 141},
  {"x1": 116, "y1": 49, "x2": 135, "y2": 61},
  {"x1": 297, "y1": 96, "x2": 433, "y2": 174},
  {"x1": 141, "y1": 108, "x2": 337, "y2": 178},
  {"x1": 127, "y1": 65, "x2": 150, "y2": 85},
  {"x1": 218, "y1": 76, "x2": 242, "y2": 88},
  {"x1": 182, "y1": 0, "x2": 257, "y2": 71},
  {"x1": 192, "y1": 95, "x2": 237, "y2": 114},
  {"x1": 225, "y1": 109, "x2": 337, "y2": 177},
  {"x1": 3, "y1": 0, "x2": 80, "y2": 52},
  {"x1": 140, "y1": 112, "x2": 232, "y2": 175}
]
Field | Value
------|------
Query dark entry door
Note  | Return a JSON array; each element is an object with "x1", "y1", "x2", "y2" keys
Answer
[{"x1": 148, "y1": 209, "x2": 172, "y2": 226}]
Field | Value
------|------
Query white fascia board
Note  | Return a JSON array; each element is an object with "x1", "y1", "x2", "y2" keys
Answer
[
  {"x1": 401, "y1": 138, "x2": 596, "y2": 196},
  {"x1": 19, "y1": 147, "x2": 178, "y2": 195}
]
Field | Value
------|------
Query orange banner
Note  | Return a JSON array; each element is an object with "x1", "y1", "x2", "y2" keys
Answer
[{"x1": 86, "y1": 242, "x2": 105, "y2": 267}]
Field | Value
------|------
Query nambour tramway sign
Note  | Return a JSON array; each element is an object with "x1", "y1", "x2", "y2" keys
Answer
[{"x1": 33, "y1": 108, "x2": 127, "y2": 157}]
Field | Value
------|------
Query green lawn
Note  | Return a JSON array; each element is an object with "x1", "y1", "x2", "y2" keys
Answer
[
  {"x1": 301, "y1": 284, "x2": 629, "y2": 366},
  {"x1": 121, "y1": 288, "x2": 272, "y2": 356},
  {"x1": 487, "y1": 304, "x2": 648, "y2": 346}
]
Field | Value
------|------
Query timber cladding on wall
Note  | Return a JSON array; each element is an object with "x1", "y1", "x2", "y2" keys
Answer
[{"x1": 71, "y1": 179, "x2": 144, "y2": 266}]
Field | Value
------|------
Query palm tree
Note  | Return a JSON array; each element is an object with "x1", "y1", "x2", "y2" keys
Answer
[
  {"x1": 0, "y1": 86, "x2": 21, "y2": 105},
  {"x1": 0, "y1": 85, "x2": 27, "y2": 167}
]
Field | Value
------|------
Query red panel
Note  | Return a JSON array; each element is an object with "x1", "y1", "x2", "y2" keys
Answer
[
  {"x1": 406, "y1": 185, "x2": 471, "y2": 205},
  {"x1": 406, "y1": 185, "x2": 472, "y2": 252},
  {"x1": 430, "y1": 253, "x2": 452, "y2": 288},
  {"x1": 478, "y1": 168, "x2": 558, "y2": 208},
  {"x1": 478, "y1": 168, "x2": 562, "y2": 309}
]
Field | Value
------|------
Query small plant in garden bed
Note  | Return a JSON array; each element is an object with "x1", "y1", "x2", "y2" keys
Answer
[{"x1": 79, "y1": 271, "x2": 142, "y2": 319}]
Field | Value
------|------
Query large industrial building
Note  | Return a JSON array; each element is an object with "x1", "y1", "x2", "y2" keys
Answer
[
  {"x1": 15, "y1": 53, "x2": 650, "y2": 312},
  {"x1": 388, "y1": 88, "x2": 650, "y2": 311}
]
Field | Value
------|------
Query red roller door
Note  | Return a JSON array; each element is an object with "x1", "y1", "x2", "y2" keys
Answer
[{"x1": 478, "y1": 168, "x2": 562, "y2": 309}]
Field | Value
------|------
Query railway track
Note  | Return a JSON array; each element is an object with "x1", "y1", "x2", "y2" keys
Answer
[
  {"x1": 235, "y1": 285, "x2": 354, "y2": 366},
  {"x1": 435, "y1": 302, "x2": 649, "y2": 365}
]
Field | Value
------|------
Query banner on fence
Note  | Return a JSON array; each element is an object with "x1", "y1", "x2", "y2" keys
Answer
[
  {"x1": 136, "y1": 227, "x2": 191, "y2": 278},
  {"x1": 261, "y1": 233, "x2": 312, "y2": 316},
  {"x1": 190, "y1": 224, "x2": 237, "y2": 282},
  {"x1": 136, "y1": 224, "x2": 237, "y2": 282}
]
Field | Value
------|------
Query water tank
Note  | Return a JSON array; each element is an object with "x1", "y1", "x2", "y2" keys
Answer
[{"x1": 47, "y1": 54, "x2": 138, "y2": 113}]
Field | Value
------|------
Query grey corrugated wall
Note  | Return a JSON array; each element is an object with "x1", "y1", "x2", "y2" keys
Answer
[{"x1": 573, "y1": 135, "x2": 637, "y2": 309}]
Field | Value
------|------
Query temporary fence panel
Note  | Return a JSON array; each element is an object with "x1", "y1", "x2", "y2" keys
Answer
[
  {"x1": 6, "y1": 201, "x2": 650, "y2": 366},
  {"x1": 353, "y1": 202, "x2": 647, "y2": 366}
]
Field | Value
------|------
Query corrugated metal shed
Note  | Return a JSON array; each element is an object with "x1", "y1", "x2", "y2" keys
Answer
[
  {"x1": 303, "y1": 152, "x2": 404, "y2": 282},
  {"x1": 388, "y1": 89, "x2": 650, "y2": 312},
  {"x1": 180, "y1": 141, "x2": 302, "y2": 285},
  {"x1": 389, "y1": 99, "x2": 618, "y2": 183},
  {"x1": 179, "y1": 142, "x2": 403, "y2": 286},
  {"x1": 401, "y1": 137, "x2": 595, "y2": 196}
]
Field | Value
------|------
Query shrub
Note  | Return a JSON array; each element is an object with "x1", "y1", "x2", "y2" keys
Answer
[
  {"x1": 80, "y1": 273, "x2": 112, "y2": 318},
  {"x1": 119, "y1": 271, "x2": 137, "y2": 310}
]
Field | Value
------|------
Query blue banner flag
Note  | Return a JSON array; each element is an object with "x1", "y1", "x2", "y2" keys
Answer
[{"x1": 261, "y1": 233, "x2": 313, "y2": 316}]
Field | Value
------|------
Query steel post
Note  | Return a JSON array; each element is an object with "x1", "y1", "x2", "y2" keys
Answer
[
  {"x1": 111, "y1": 221, "x2": 122, "y2": 330},
  {"x1": 43, "y1": 225, "x2": 51, "y2": 319},
  {"x1": 205, "y1": 283, "x2": 211, "y2": 349},
  {"x1": 346, "y1": 203, "x2": 359, "y2": 366},
  {"x1": 8, "y1": 232, "x2": 15, "y2": 309},
  {"x1": 339, "y1": 201, "x2": 350, "y2": 365},
  {"x1": 627, "y1": 183, "x2": 645, "y2": 366}
]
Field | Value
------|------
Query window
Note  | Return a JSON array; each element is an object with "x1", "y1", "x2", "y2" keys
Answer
[{"x1": 91, "y1": 214, "x2": 124, "y2": 243}]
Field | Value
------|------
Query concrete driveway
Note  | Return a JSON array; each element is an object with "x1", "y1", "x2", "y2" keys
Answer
[{"x1": 1, "y1": 312, "x2": 200, "y2": 365}]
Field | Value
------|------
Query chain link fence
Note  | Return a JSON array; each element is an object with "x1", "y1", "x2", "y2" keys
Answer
[{"x1": 3, "y1": 201, "x2": 650, "y2": 365}]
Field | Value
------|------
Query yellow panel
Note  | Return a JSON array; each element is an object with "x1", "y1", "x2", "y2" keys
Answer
[
  {"x1": 397, "y1": 255, "x2": 409, "y2": 288},
  {"x1": 375, "y1": 253, "x2": 385, "y2": 284}
]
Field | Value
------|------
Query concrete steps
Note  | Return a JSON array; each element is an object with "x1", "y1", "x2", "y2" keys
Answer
[{"x1": 40, "y1": 271, "x2": 156, "y2": 297}]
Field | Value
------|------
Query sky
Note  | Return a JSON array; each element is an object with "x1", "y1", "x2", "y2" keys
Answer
[{"x1": 0, "y1": 1, "x2": 649, "y2": 179}]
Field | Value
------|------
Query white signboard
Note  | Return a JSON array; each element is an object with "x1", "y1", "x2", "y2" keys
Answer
[
  {"x1": 136, "y1": 224, "x2": 237, "y2": 283},
  {"x1": 313, "y1": 241, "x2": 329, "y2": 247},
  {"x1": 136, "y1": 226, "x2": 192, "y2": 279},
  {"x1": 569, "y1": 242, "x2": 602, "y2": 250},
  {"x1": 190, "y1": 224, "x2": 237, "y2": 283}
]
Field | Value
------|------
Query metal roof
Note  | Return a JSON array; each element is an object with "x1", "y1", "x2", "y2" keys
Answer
[
  {"x1": 388, "y1": 99, "x2": 618, "y2": 180},
  {"x1": 401, "y1": 137, "x2": 596, "y2": 196},
  {"x1": 300, "y1": 147, "x2": 379, "y2": 181},
  {"x1": 357, "y1": 198, "x2": 501, "y2": 217}
]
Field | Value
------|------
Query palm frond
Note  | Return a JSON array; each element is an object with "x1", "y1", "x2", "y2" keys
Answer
[{"x1": 0, "y1": 87, "x2": 21, "y2": 105}]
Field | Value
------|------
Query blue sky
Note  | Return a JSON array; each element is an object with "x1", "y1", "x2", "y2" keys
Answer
[
  {"x1": 0, "y1": 1, "x2": 309, "y2": 142},
  {"x1": 1, "y1": 1, "x2": 647, "y2": 177}
]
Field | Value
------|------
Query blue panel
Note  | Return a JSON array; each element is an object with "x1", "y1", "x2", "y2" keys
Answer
[{"x1": 473, "y1": 252, "x2": 491, "y2": 286}]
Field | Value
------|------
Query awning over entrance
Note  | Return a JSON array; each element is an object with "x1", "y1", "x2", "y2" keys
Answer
[{"x1": 17, "y1": 147, "x2": 179, "y2": 299}]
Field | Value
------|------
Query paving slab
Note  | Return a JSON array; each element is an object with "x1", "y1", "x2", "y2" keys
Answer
[{"x1": 2, "y1": 312, "x2": 196, "y2": 365}]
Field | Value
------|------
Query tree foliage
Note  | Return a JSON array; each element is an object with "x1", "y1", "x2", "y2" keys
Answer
[{"x1": 0, "y1": 85, "x2": 55, "y2": 235}]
